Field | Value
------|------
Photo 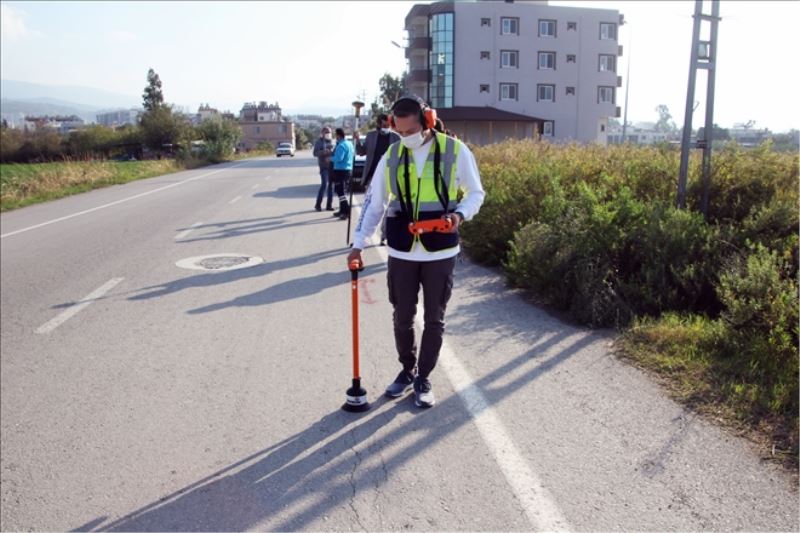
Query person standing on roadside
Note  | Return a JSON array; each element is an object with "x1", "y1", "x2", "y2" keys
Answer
[
  {"x1": 331, "y1": 128, "x2": 354, "y2": 220},
  {"x1": 313, "y1": 126, "x2": 335, "y2": 211},
  {"x1": 353, "y1": 114, "x2": 399, "y2": 191},
  {"x1": 354, "y1": 114, "x2": 400, "y2": 245},
  {"x1": 347, "y1": 95, "x2": 485, "y2": 408}
]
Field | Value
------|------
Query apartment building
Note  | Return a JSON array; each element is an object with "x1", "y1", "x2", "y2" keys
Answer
[
  {"x1": 238, "y1": 101, "x2": 295, "y2": 150},
  {"x1": 404, "y1": 0, "x2": 623, "y2": 144},
  {"x1": 96, "y1": 109, "x2": 141, "y2": 128}
]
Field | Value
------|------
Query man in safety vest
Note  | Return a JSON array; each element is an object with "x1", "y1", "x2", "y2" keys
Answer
[{"x1": 347, "y1": 95, "x2": 485, "y2": 408}]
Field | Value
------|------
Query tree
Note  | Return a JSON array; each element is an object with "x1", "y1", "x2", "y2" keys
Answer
[
  {"x1": 140, "y1": 105, "x2": 189, "y2": 151},
  {"x1": 697, "y1": 123, "x2": 730, "y2": 141},
  {"x1": 142, "y1": 68, "x2": 164, "y2": 111},
  {"x1": 655, "y1": 104, "x2": 676, "y2": 133},
  {"x1": 197, "y1": 117, "x2": 242, "y2": 162},
  {"x1": 376, "y1": 72, "x2": 408, "y2": 113}
]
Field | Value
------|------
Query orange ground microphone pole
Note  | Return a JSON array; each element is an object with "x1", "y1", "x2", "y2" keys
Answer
[{"x1": 342, "y1": 259, "x2": 370, "y2": 412}]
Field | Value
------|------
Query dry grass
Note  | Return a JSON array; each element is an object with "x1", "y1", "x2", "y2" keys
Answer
[{"x1": 0, "y1": 159, "x2": 197, "y2": 211}]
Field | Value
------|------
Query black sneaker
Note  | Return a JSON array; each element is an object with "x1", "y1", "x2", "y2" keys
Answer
[
  {"x1": 325, "y1": 206, "x2": 335, "y2": 211},
  {"x1": 413, "y1": 377, "x2": 435, "y2": 408},
  {"x1": 385, "y1": 370, "x2": 415, "y2": 398},
  {"x1": 314, "y1": 206, "x2": 322, "y2": 212}
]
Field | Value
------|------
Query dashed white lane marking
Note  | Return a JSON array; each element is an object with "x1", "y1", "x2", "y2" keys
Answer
[
  {"x1": 251, "y1": 184, "x2": 259, "y2": 190},
  {"x1": 356, "y1": 202, "x2": 570, "y2": 532},
  {"x1": 1, "y1": 162, "x2": 249, "y2": 239},
  {"x1": 35, "y1": 277, "x2": 124, "y2": 334},
  {"x1": 229, "y1": 195, "x2": 242, "y2": 205},
  {"x1": 174, "y1": 221, "x2": 202, "y2": 241},
  {"x1": 264, "y1": 176, "x2": 270, "y2": 181}
]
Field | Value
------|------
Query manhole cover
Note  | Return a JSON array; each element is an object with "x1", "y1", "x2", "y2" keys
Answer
[{"x1": 175, "y1": 254, "x2": 264, "y2": 272}]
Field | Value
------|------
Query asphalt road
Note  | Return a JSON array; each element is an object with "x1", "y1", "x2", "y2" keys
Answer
[{"x1": 1, "y1": 151, "x2": 797, "y2": 532}]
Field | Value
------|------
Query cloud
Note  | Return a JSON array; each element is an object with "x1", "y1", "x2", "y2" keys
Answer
[{"x1": 1, "y1": 3, "x2": 29, "y2": 40}]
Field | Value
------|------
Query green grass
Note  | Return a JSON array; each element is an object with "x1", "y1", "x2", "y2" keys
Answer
[
  {"x1": 618, "y1": 313, "x2": 798, "y2": 468},
  {"x1": 0, "y1": 158, "x2": 211, "y2": 211}
]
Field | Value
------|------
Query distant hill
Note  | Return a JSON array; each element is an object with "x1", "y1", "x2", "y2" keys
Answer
[{"x1": 1, "y1": 79, "x2": 139, "y2": 110}]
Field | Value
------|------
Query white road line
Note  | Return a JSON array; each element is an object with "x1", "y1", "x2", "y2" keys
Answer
[
  {"x1": 174, "y1": 221, "x2": 202, "y2": 241},
  {"x1": 251, "y1": 184, "x2": 259, "y2": 190},
  {"x1": 361, "y1": 211, "x2": 570, "y2": 532},
  {"x1": 1, "y1": 162, "x2": 248, "y2": 239},
  {"x1": 35, "y1": 277, "x2": 124, "y2": 334},
  {"x1": 229, "y1": 195, "x2": 242, "y2": 204},
  {"x1": 264, "y1": 176, "x2": 270, "y2": 181}
]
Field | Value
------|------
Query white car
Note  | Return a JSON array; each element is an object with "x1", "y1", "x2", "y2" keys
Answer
[{"x1": 276, "y1": 142, "x2": 295, "y2": 157}]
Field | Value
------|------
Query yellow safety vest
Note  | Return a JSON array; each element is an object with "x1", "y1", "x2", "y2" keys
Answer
[{"x1": 384, "y1": 131, "x2": 460, "y2": 252}]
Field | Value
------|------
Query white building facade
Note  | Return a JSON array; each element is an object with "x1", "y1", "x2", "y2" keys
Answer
[{"x1": 405, "y1": 0, "x2": 623, "y2": 144}]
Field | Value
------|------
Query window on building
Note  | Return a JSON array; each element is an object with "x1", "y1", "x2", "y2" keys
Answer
[
  {"x1": 566, "y1": 86, "x2": 575, "y2": 95},
  {"x1": 501, "y1": 17, "x2": 519, "y2": 35},
  {"x1": 537, "y1": 84, "x2": 555, "y2": 102},
  {"x1": 480, "y1": 51, "x2": 490, "y2": 60},
  {"x1": 543, "y1": 121, "x2": 554, "y2": 136},
  {"x1": 481, "y1": 17, "x2": 491, "y2": 27},
  {"x1": 600, "y1": 124, "x2": 606, "y2": 132},
  {"x1": 598, "y1": 86, "x2": 615, "y2": 103},
  {"x1": 599, "y1": 54, "x2": 616, "y2": 72},
  {"x1": 538, "y1": 51, "x2": 556, "y2": 70},
  {"x1": 500, "y1": 83, "x2": 518, "y2": 101},
  {"x1": 480, "y1": 84, "x2": 490, "y2": 93},
  {"x1": 539, "y1": 19, "x2": 556, "y2": 37},
  {"x1": 566, "y1": 54, "x2": 576, "y2": 63},
  {"x1": 567, "y1": 22, "x2": 577, "y2": 31},
  {"x1": 501, "y1": 50, "x2": 519, "y2": 68},
  {"x1": 256, "y1": 126, "x2": 260, "y2": 133},
  {"x1": 600, "y1": 22, "x2": 617, "y2": 40},
  {"x1": 429, "y1": 12, "x2": 454, "y2": 108}
]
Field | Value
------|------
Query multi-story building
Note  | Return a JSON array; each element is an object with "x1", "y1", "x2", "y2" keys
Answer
[
  {"x1": 404, "y1": 0, "x2": 623, "y2": 144},
  {"x1": 96, "y1": 109, "x2": 141, "y2": 128},
  {"x1": 607, "y1": 122, "x2": 674, "y2": 145},
  {"x1": 238, "y1": 101, "x2": 295, "y2": 150},
  {"x1": 24, "y1": 115, "x2": 85, "y2": 134}
]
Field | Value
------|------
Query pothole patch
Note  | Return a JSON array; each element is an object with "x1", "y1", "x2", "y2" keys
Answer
[{"x1": 175, "y1": 253, "x2": 264, "y2": 272}]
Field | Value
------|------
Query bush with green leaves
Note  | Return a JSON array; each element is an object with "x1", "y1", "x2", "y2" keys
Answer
[{"x1": 197, "y1": 118, "x2": 243, "y2": 162}]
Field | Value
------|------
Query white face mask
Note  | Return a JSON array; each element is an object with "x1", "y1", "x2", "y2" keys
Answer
[
  {"x1": 323, "y1": 133, "x2": 332, "y2": 140},
  {"x1": 380, "y1": 128, "x2": 391, "y2": 135},
  {"x1": 400, "y1": 131, "x2": 425, "y2": 150}
]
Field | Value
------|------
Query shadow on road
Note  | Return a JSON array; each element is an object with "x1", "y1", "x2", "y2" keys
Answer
[
  {"x1": 72, "y1": 322, "x2": 595, "y2": 531},
  {"x1": 126, "y1": 248, "x2": 349, "y2": 302},
  {"x1": 254, "y1": 184, "x2": 321, "y2": 200},
  {"x1": 185, "y1": 263, "x2": 387, "y2": 314}
]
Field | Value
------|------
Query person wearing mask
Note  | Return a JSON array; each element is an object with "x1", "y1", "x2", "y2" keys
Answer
[
  {"x1": 353, "y1": 114, "x2": 400, "y2": 191},
  {"x1": 353, "y1": 114, "x2": 400, "y2": 245},
  {"x1": 313, "y1": 126, "x2": 335, "y2": 211},
  {"x1": 331, "y1": 128, "x2": 354, "y2": 220},
  {"x1": 347, "y1": 95, "x2": 485, "y2": 408}
]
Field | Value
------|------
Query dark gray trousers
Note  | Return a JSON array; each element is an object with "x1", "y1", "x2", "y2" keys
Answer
[{"x1": 387, "y1": 255, "x2": 456, "y2": 379}]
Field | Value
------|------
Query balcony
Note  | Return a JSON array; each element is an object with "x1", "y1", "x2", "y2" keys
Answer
[{"x1": 408, "y1": 69, "x2": 432, "y2": 83}]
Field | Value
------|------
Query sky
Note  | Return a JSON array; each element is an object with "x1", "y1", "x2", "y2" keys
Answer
[{"x1": 1, "y1": 0, "x2": 798, "y2": 131}]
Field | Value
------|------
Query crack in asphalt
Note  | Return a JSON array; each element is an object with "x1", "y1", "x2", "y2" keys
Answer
[{"x1": 347, "y1": 431, "x2": 368, "y2": 532}]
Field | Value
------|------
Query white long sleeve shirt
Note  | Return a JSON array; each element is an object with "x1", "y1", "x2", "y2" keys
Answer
[{"x1": 352, "y1": 136, "x2": 485, "y2": 261}]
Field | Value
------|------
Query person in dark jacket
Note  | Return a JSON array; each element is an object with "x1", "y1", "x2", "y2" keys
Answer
[
  {"x1": 353, "y1": 114, "x2": 400, "y2": 244},
  {"x1": 353, "y1": 114, "x2": 400, "y2": 190},
  {"x1": 313, "y1": 126, "x2": 335, "y2": 211}
]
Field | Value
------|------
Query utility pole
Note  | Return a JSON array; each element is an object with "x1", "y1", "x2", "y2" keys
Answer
[{"x1": 677, "y1": 0, "x2": 721, "y2": 212}]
